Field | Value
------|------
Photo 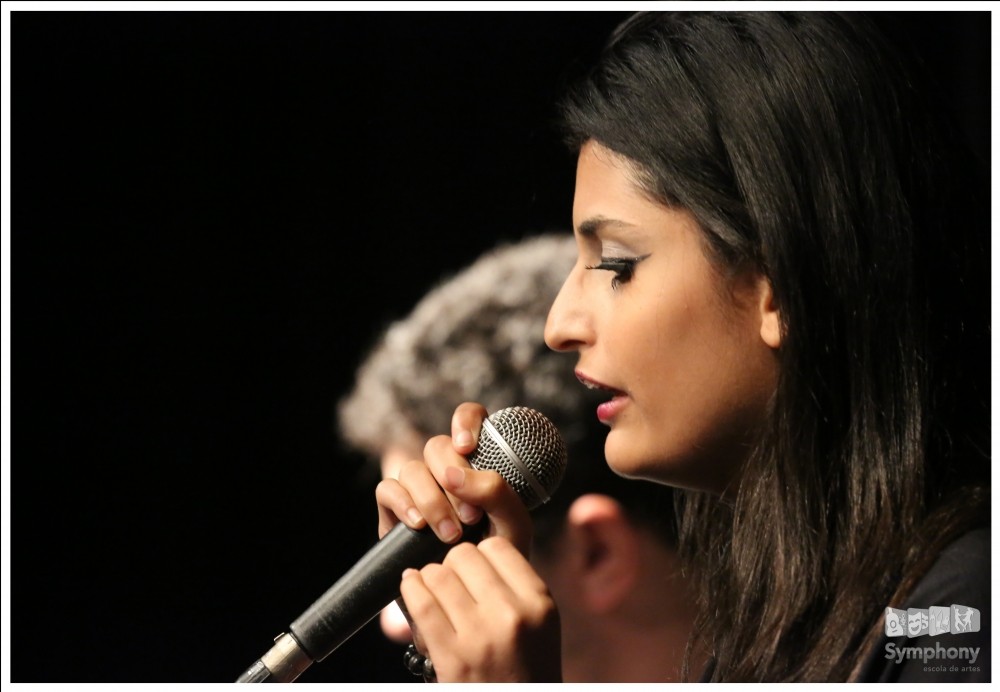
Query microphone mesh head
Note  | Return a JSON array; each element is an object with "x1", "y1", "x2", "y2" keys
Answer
[{"x1": 468, "y1": 406, "x2": 567, "y2": 510}]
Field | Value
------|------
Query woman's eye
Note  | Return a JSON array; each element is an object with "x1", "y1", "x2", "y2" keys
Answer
[{"x1": 585, "y1": 255, "x2": 649, "y2": 289}]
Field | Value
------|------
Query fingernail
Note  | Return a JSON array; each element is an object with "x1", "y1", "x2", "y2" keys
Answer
[
  {"x1": 445, "y1": 466, "x2": 465, "y2": 489},
  {"x1": 437, "y1": 518, "x2": 460, "y2": 541},
  {"x1": 402, "y1": 568, "x2": 418, "y2": 579},
  {"x1": 406, "y1": 508, "x2": 424, "y2": 526},
  {"x1": 458, "y1": 502, "x2": 481, "y2": 524},
  {"x1": 455, "y1": 429, "x2": 474, "y2": 447}
]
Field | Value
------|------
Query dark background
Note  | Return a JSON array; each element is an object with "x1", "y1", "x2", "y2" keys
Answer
[{"x1": 10, "y1": 10, "x2": 989, "y2": 683}]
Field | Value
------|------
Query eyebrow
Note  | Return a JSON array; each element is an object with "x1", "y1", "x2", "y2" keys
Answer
[{"x1": 577, "y1": 216, "x2": 636, "y2": 237}]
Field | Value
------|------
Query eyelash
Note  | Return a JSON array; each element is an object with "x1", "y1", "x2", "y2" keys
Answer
[{"x1": 585, "y1": 255, "x2": 649, "y2": 289}]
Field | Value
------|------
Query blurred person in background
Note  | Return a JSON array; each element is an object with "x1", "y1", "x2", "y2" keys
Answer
[{"x1": 337, "y1": 233, "x2": 700, "y2": 682}]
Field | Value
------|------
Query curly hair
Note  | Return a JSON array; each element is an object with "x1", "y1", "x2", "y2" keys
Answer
[{"x1": 338, "y1": 233, "x2": 581, "y2": 457}]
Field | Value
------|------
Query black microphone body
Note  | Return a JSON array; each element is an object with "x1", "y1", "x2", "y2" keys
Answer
[
  {"x1": 290, "y1": 517, "x2": 488, "y2": 664},
  {"x1": 236, "y1": 406, "x2": 567, "y2": 682}
]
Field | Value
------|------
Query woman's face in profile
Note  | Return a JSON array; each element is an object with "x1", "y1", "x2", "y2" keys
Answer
[{"x1": 545, "y1": 141, "x2": 779, "y2": 493}]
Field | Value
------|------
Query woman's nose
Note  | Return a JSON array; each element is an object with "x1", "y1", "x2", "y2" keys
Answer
[{"x1": 545, "y1": 268, "x2": 592, "y2": 353}]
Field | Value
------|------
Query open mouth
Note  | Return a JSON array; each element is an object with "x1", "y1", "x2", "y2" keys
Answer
[{"x1": 576, "y1": 371, "x2": 625, "y2": 397}]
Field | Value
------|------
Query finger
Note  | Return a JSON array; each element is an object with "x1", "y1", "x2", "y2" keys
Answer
[
  {"x1": 451, "y1": 401, "x2": 489, "y2": 454},
  {"x1": 467, "y1": 537, "x2": 560, "y2": 670},
  {"x1": 447, "y1": 403, "x2": 489, "y2": 527},
  {"x1": 423, "y1": 434, "x2": 485, "y2": 527},
  {"x1": 375, "y1": 477, "x2": 426, "y2": 539},
  {"x1": 435, "y1": 460, "x2": 533, "y2": 555},
  {"x1": 399, "y1": 567, "x2": 459, "y2": 653},
  {"x1": 433, "y1": 540, "x2": 561, "y2": 683},
  {"x1": 476, "y1": 536, "x2": 552, "y2": 602},
  {"x1": 398, "y1": 457, "x2": 464, "y2": 543},
  {"x1": 415, "y1": 558, "x2": 480, "y2": 631},
  {"x1": 441, "y1": 540, "x2": 518, "y2": 605}
]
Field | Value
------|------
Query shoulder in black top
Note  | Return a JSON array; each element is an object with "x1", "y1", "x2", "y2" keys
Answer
[{"x1": 853, "y1": 527, "x2": 990, "y2": 682}]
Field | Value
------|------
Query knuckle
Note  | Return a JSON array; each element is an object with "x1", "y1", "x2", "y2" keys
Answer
[
  {"x1": 500, "y1": 596, "x2": 556, "y2": 641},
  {"x1": 494, "y1": 602, "x2": 522, "y2": 632},
  {"x1": 423, "y1": 434, "x2": 451, "y2": 458},
  {"x1": 420, "y1": 563, "x2": 450, "y2": 588},
  {"x1": 477, "y1": 469, "x2": 505, "y2": 493},
  {"x1": 443, "y1": 657, "x2": 475, "y2": 681},
  {"x1": 478, "y1": 535, "x2": 512, "y2": 555},
  {"x1": 455, "y1": 401, "x2": 488, "y2": 422},
  {"x1": 396, "y1": 459, "x2": 426, "y2": 484},
  {"x1": 374, "y1": 477, "x2": 398, "y2": 499},
  {"x1": 526, "y1": 594, "x2": 559, "y2": 628},
  {"x1": 444, "y1": 541, "x2": 478, "y2": 564},
  {"x1": 404, "y1": 593, "x2": 435, "y2": 621}
]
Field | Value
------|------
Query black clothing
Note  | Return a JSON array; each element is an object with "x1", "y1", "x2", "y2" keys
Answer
[{"x1": 853, "y1": 528, "x2": 990, "y2": 682}]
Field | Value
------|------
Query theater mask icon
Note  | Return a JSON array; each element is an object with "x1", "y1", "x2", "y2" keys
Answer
[{"x1": 907, "y1": 608, "x2": 929, "y2": 638}]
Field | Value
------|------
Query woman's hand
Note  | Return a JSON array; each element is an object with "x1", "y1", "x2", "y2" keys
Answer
[
  {"x1": 400, "y1": 536, "x2": 561, "y2": 682},
  {"x1": 374, "y1": 402, "x2": 533, "y2": 554},
  {"x1": 373, "y1": 402, "x2": 561, "y2": 681}
]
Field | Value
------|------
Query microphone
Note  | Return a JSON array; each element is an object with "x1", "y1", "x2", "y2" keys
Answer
[{"x1": 236, "y1": 406, "x2": 568, "y2": 683}]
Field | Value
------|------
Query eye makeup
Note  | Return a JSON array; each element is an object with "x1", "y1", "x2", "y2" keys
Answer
[{"x1": 586, "y1": 254, "x2": 650, "y2": 289}]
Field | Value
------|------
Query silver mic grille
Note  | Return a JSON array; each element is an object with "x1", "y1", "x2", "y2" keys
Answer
[{"x1": 467, "y1": 406, "x2": 568, "y2": 510}]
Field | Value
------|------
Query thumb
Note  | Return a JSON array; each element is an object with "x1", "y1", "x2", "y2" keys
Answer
[{"x1": 451, "y1": 401, "x2": 489, "y2": 453}]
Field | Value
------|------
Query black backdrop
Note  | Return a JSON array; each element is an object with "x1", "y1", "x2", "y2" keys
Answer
[{"x1": 10, "y1": 10, "x2": 989, "y2": 683}]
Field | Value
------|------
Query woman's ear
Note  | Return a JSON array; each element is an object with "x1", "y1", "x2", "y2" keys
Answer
[
  {"x1": 563, "y1": 494, "x2": 642, "y2": 614},
  {"x1": 757, "y1": 275, "x2": 781, "y2": 349}
]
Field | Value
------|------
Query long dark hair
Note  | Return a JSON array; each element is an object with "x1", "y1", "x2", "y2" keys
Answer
[{"x1": 559, "y1": 12, "x2": 989, "y2": 681}]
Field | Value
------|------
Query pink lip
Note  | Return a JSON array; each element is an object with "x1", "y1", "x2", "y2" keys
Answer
[
  {"x1": 576, "y1": 371, "x2": 628, "y2": 424},
  {"x1": 596, "y1": 395, "x2": 628, "y2": 424}
]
